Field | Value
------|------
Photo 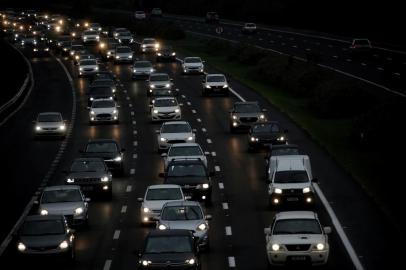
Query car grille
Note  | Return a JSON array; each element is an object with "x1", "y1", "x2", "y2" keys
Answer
[
  {"x1": 29, "y1": 245, "x2": 59, "y2": 251},
  {"x1": 83, "y1": 68, "x2": 94, "y2": 72},
  {"x1": 240, "y1": 117, "x2": 258, "y2": 123},
  {"x1": 96, "y1": 114, "x2": 113, "y2": 120},
  {"x1": 150, "y1": 260, "x2": 187, "y2": 267},
  {"x1": 188, "y1": 67, "x2": 199, "y2": 70},
  {"x1": 42, "y1": 127, "x2": 57, "y2": 131},
  {"x1": 285, "y1": 244, "x2": 311, "y2": 251},
  {"x1": 75, "y1": 177, "x2": 100, "y2": 183},
  {"x1": 167, "y1": 139, "x2": 186, "y2": 144},
  {"x1": 284, "y1": 189, "x2": 303, "y2": 195}
]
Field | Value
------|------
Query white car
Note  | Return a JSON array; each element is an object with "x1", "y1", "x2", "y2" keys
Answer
[
  {"x1": 82, "y1": 30, "x2": 100, "y2": 43},
  {"x1": 242, "y1": 23, "x2": 257, "y2": 34},
  {"x1": 78, "y1": 59, "x2": 98, "y2": 77},
  {"x1": 267, "y1": 155, "x2": 316, "y2": 207},
  {"x1": 88, "y1": 22, "x2": 102, "y2": 32},
  {"x1": 157, "y1": 121, "x2": 195, "y2": 152},
  {"x1": 132, "y1": 60, "x2": 154, "y2": 79},
  {"x1": 162, "y1": 143, "x2": 208, "y2": 169},
  {"x1": 114, "y1": 46, "x2": 133, "y2": 63},
  {"x1": 141, "y1": 38, "x2": 159, "y2": 53},
  {"x1": 150, "y1": 97, "x2": 181, "y2": 122},
  {"x1": 89, "y1": 99, "x2": 119, "y2": 123},
  {"x1": 135, "y1": 11, "x2": 147, "y2": 20},
  {"x1": 202, "y1": 73, "x2": 229, "y2": 96},
  {"x1": 34, "y1": 112, "x2": 66, "y2": 137},
  {"x1": 182, "y1": 57, "x2": 204, "y2": 74},
  {"x1": 264, "y1": 211, "x2": 331, "y2": 266},
  {"x1": 148, "y1": 73, "x2": 173, "y2": 96},
  {"x1": 113, "y1": 28, "x2": 129, "y2": 38},
  {"x1": 117, "y1": 31, "x2": 134, "y2": 45},
  {"x1": 38, "y1": 185, "x2": 89, "y2": 226},
  {"x1": 137, "y1": 184, "x2": 187, "y2": 224}
]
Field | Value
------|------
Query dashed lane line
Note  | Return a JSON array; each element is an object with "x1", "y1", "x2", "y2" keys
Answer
[
  {"x1": 225, "y1": 226, "x2": 233, "y2": 236},
  {"x1": 113, "y1": 230, "x2": 121, "y2": 240},
  {"x1": 121, "y1": 205, "x2": 127, "y2": 213}
]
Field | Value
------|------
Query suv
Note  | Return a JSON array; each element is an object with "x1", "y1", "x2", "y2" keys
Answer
[
  {"x1": 138, "y1": 230, "x2": 200, "y2": 269},
  {"x1": 157, "y1": 121, "x2": 196, "y2": 152},
  {"x1": 33, "y1": 112, "x2": 66, "y2": 138},
  {"x1": 229, "y1": 101, "x2": 267, "y2": 132},
  {"x1": 205, "y1": 12, "x2": 219, "y2": 24},
  {"x1": 160, "y1": 159, "x2": 213, "y2": 204},
  {"x1": 82, "y1": 30, "x2": 100, "y2": 44},
  {"x1": 264, "y1": 144, "x2": 299, "y2": 179},
  {"x1": 202, "y1": 74, "x2": 229, "y2": 96},
  {"x1": 248, "y1": 122, "x2": 288, "y2": 151},
  {"x1": 267, "y1": 155, "x2": 317, "y2": 207},
  {"x1": 264, "y1": 211, "x2": 331, "y2": 266},
  {"x1": 116, "y1": 31, "x2": 134, "y2": 45}
]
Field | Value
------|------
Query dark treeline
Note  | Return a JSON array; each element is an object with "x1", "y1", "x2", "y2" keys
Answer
[{"x1": 1, "y1": 0, "x2": 404, "y2": 47}]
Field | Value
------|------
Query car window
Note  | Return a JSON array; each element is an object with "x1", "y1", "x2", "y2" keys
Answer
[
  {"x1": 161, "y1": 124, "x2": 191, "y2": 133},
  {"x1": 21, "y1": 220, "x2": 65, "y2": 236},
  {"x1": 145, "y1": 236, "x2": 192, "y2": 253},
  {"x1": 154, "y1": 99, "x2": 177, "y2": 107},
  {"x1": 70, "y1": 159, "x2": 106, "y2": 172},
  {"x1": 167, "y1": 164, "x2": 206, "y2": 177},
  {"x1": 274, "y1": 170, "x2": 309, "y2": 183},
  {"x1": 169, "y1": 146, "x2": 202, "y2": 157},
  {"x1": 184, "y1": 57, "x2": 201, "y2": 63},
  {"x1": 92, "y1": 100, "x2": 115, "y2": 108},
  {"x1": 273, "y1": 219, "x2": 322, "y2": 235},
  {"x1": 253, "y1": 123, "x2": 280, "y2": 133},
  {"x1": 134, "y1": 62, "x2": 152, "y2": 68},
  {"x1": 207, "y1": 75, "x2": 225, "y2": 82},
  {"x1": 80, "y1": 60, "x2": 96, "y2": 65},
  {"x1": 161, "y1": 205, "x2": 203, "y2": 220},
  {"x1": 41, "y1": 189, "x2": 82, "y2": 203},
  {"x1": 37, "y1": 114, "x2": 61, "y2": 122},
  {"x1": 151, "y1": 74, "x2": 170, "y2": 81},
  {"x1": 146, "y1": 188, "x2": 183, "y2": 200},
  {"x1": 86, "y1": 142, "x2": 118, "y2": 153},
  {"x1": 234, "y1": 103, "x2": 260, "y2": 113}
]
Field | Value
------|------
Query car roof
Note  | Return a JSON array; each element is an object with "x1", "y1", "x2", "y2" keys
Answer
[
  {"x1": 169, "y1": 143, "x2": 200, "y2": 147},
  {"x1": 274, "y1": 155, "x2": 309, "y2": 171},
  {"x1": 87, "y1": 139, "x2": 118, "y2": 144},
  {"x1": 154, "y1": 97, "x2": 176, "y2": 101},
  {"x1": 275, "y1": 211, "x2": 317, "y2": 220},
  {"x1": 163, "y1": 201, "x2": 201, "y2": 207},
  {"x1": 148, "y1": 229, "x2": 192, "y2": 237},
  {"x1": 207, "y1": 73, "x2": 224, "y2": 77},
  {"x1": 147, "y1": 184, "x2": 182, "y2": 190},
  {"x1": 38, "y1": 112, "x2": 61, "y2": 116},
  {"x1": 162, "y1": 121, "x2": 189, "y2": 125},
  {"x1": 43, "y1": 185, "x2": 81, "y2": 191},
  {"x1": 25, "y1": 215, "x2": 64, "y2": 222}
]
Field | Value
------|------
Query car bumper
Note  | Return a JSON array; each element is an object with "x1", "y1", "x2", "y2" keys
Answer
[
  {"x1": 249, "y1": 139, "x2": 287, "y2": 148},
  {"x1": 90, "y1": 114, "x2": 119, "y2": 122},
  {"x1": 152, "y1": 112, "x2": 181, "y2": 121},
  {"x1": 79, "y1": 70, "x2": 97, "y2": 76},
  {"x1": 268, "y1": 250, "x2": 329, "y2": 266},
  {"x1": 17, "y1": 247, "x2": 73, "y2": 256},
  {"x1": 231, "y1": 119, "x2": 265, "y2": 129},
  {"x1": 183, "y1": 68, "x2": 204, "y2": 74},
  {"x1": 35, "y1": 129, "x2": 66, "y2": 136},
  {"x1": 115, "y1": 57, "x2": 133, "y2": 62},
  {"x1": 142, "y1": 47, "x2": 158, "y2": 53},
  {"x1": 269, "y1": 193, "x2": 315, "y2": 206},
  {"x1": 67, "y1": 181, "x2": 112, "y2": 195}
]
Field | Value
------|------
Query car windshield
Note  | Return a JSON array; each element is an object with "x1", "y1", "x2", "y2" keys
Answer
[
  {"x1": 354, "y1": 39, "x2": 370, "y2": 46},
  {"x1": 161, "y1": 205, "x2": 203, "y2": 220},
  {"x1": 118, "y1": 32, "x2": 131, "y2": 37},
  {"x1": 134, "y1": 62, "x2": 151, "y2": 68},
  {"x1": 234, "y1": 103, "x2": 260, "y2": 113},
  {"x1": 207, "y1": 75, "x2": 225, "y2": 82},
  {"x1": 116, "y1": 47, "x2": 131, "y2": 53},
  {"x1": 92, "y1": 80, "x2": 114, "y2": 87},
  {"x1": 143, "y1": 39, "x2": 156, "y2": 44},
  {"x1": 161, "y1": 124, "x2": 191, "y2": 133},
  {"x1": 184, "y1": 57, "x2": 201, "y2": 63},
  {"x1": 252, "y1": 123, "x2": 280, "y2": 133},
  {"x1": 246, "y1": 23, "x2": 256, "y2": 27},
  {"x1": 21, "y1": 220, "x2": 65, "y2": 236},
  {"x1": 151, "y1": 74, "x2": 169, "y2": 81},
  {"x1": 70, "y1": 159, "x2": 106, "y2": 172},
  {"x1": 167, "y1": 164, "x2": 206, "y2": 177},
  {"x1": 271, "y1": 148, "x2": 299, "y2": 156},
  {"x1": 155, "y1": 99, "x2": 177, "y2": 107},
  {"x1": 273, "y1": 219, "x2": 322, "y2": 235},
  {"x1": 145, "y1": 236, "x2": 192, "y2": 253},
  {"x1": 84, "y1": 31, "x2": 97, "y2": 35},
  {"x1": 41, "y1": 189, "x2": 82, "y2": 203},
  {"x1": 89, "y1": 87, "x2": 112, "y2": 95},
  {"x1": 169, "y1": 146, "x2": 202, "y2": 157},
  {"x1": 37, "y1": 114, "x2": 61, "y2": 122},
  {"x1": 92, "y1": 100, "x2": 115, "y2": 108},
  {"x1": 146, "y1": 188, "x2": 183, "y2": 201},
  {"x1": 86, "y1": 142, "x2": 117, "y2": 153},
  {"x1": 274, "y1": 170, "x2": 309, "y2": 183},
  {"x1": 80, "y1": 60, "x2": 96, "y2": 65}
]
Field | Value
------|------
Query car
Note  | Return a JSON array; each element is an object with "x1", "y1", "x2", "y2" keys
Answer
[
  {"x1": 141, "y1": 38, "x2": 160, "y2": 53},
  {"x1": 147, "y1": 73, "x2": 173, "y2": 96},
  {"x1": 205, "y1": 11, "x2": 219, "y2": 24},
  {"x1": 150, "y1": 88, "x2": 178, "y2": 104},
  {"x1": 229, "y1": 101, "x2": 267, "y2": 132},
  {"x1": 116, "y1": 31, "x2": 134, "y2": 45},
  {"x1": 80, "y1": 139, "x2": 125, "y2": 174},
  {"x1": 65, "y1": 157, "x2": 113, "y2": 198},
  {"x1": 157, "y1": 121, "x2": 195, "y2": 152},
  {"x1": 349, "y1": 38, "x2": 372, "y2": 57},
  {"x1": 32, "y1": 41, "x2": 50, "y2": 56},
  {"x1": 70, "y1": 44, "x2": 86, "y2": 59},
  {"x1": 182, "y1": 57, "x2": 204, "y2": 74},
  {"x1": 78, "y1": 59, "x2": 98, "y2": 77},
  {"x1": 103, "y1": 40, "x2": 119, "y2": 60},
  {"x1": 20, "y1": 34, "x2": 37, "y2": 46},
  {"x1": 137, "y1": 184, "x2": 187, "y2": 224},
  {"x1": 162, "y1": 143, "x2": 208, "y2": 169},
  {"x1": 37, "y1": 185, "x2": 89, "y2": 226},
  {"x1": 87, "y1": 22, "x2": 102, "y2": 32},
  {"x1": 98, "y1": 37, "x2": 115, "y2": 54},
  {"x1": 75, "y1": 51, "x2": 95, "y2": 64},
  {"x1": 150, "y1": 97, "x2": 181, "y2": 122},
  {"x1": 242, "y1": 23, "x2": 257, "y2": 34},
  {"x1": 160, "y1": 159, "x2": 213, "y2": 204},
  {"x1": 15, "y1": 215, "x2": 76, "y2": 261},
  {"x1": 87, "y1": 86, "x2": 114, "y2": 107},
  {"x1": 89, "y1": 99, "x2": 119, "y2": 124},
  {"x1": 267, "y1": 155, "x2": 317, "y2": 208},
  {"x1": 90, "y1": 79, "x2": 117, "y2": 96},
  {"x1": 248, "y1": 122, "x2": 288, "y2": 150},
  {"x1": 82, "y1": 30, "x2": 100, "y2": 43},
  {"x1": 264, "y1": 144, "x2": 300, "y2": 179},
  {"x1": 156, "y1": 45, "x2": 176, "y2": 61},
  {"x1": 264, "y1": 211, "x2": 331, "y2": 266},
  {"x1": 33, "y1": 112, "x2": 66, "y2": 138},
  {"x1": 138, "y1": 229, "x2": 200, "y2": 269},
  {"x1": 134, "y1": 11, "x2": 147, "y2": 20},
  {"x1": 55, "y1": 35, "x2": 71, "y2": 49},
  {"x1": 132, "y1": 60, "x2": 154, "y2": 80},
  {"x1": 151, "y1": 8, "x2": 163, "y2": 17},
  {"x1": 202, "y1": 74, "x2": 229, "y2": 96},
  {"x1": 60, "y1": 41, "x2": 72, "y2": 55},
  {"x1": 112, "y1": 27, "x2": 129, "y2": 38},
  {"x1": 114, "y1": 46, "x2": 133, "y2": 63},
  {"x1": 91, "y1": 70, "x2": 117, "y2": 83},
  {"x1": 158, "y1": 201, "x2": 211, "y2": 250}
]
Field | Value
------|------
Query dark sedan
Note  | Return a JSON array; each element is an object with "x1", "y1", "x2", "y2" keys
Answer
[
  {"x1": 248, "y1": 121, "x2": 288, "y2": 151},
  {"x1": 156, "y1": 45, "x2": 177, "y2": 62}
]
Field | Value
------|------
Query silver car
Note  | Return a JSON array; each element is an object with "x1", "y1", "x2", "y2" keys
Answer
[
  {"x1": 148, "y1": 73, "x2": 173, "y2": 96},
  {"x1": 157, "y1": 121, "x2": 196, "y2": 152},
  {"x1": 162, "y1": 143, "x2": 208, "y2": 169},
  {"x1": 78, "y1": 59, "x2": 98, "y2": 77},
  {"x1": 82, "y1": 30, "x2": 100, "y2": 43},
  {"x1": 141, "y1": 38, "x2": 159, "y2": 53},
  {"x1": 229, "y1": 101, "x2": 267, "y2": 132},
  {"x1": 150, "y1": 97, "x2": 181, "y2": 122},
  {"x1": 114, "y1": 46, "x2": 133, "y2": 63},
  {"x1": 37, "y1": 185, "x2": 89, "y2": 226},
  {"x1": 33, "y1": 112, "x2": 66, "y2": 137},
  {"x1": 182, "y1": 57, "x2": 204, "y2": 74},
  {"x1": 157, "y1": 201, "x2": 211, "y2": 250},
  {"x1": 132, "y1": 60, "x2": 154, "y2": 79}
]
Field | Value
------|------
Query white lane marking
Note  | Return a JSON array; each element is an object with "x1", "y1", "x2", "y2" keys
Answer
[
  {"x1": 225, "y1": 226, "x2": 232, "y2": 236},
  {"x1": 207, "y1": 138, "x2": 212, "y2": 144},
  {"x1": 130, "y1": 111, "x2": 134, "y2": 116},
  {"x1": 133, "y1": 154, "x2": 138, "y2": 159},
  {"x1": 126, "y1": 185, "x2": 132, "y2": 192},
  {"x1": 113, "y1": 230, "x2": 121, "y2": 239},
  {"x1": 346, "y1": 59, "x2": 352, "y2": 62},
  {"x1": 129, "y1": 103, "x2": 133, "y2": 107},
  {"x1": 386, "y1": 57, "x2": 392, "y2": 61},
  {"x1": 361, "y1": 63, "x2": 367, "y2": 66},
  {"x1": 197, "y1": 118, "x2": 202, "y2": 122},
  {"x1": 229, "y1": 87, "x2": 246, "y2": 101},
  {"x1": 103, "y1": 260, "x2": 112, "y2": 270},
  {"x1": 130, "y1": 169, "x2": 135, "y2": 175},
  {"x1": 187, "y1": 101, "x2": 191, "y2": 106},
  {"x1": 133, "y1": 130, "x2": 138, "y2": 135},
  {"x1": 228, "y1": 256, "x2": 236, "y2": 268},
  {"x1": 219, "y1": 182, "x2": 224, "y2": 189},
  {"x1": 134, "y1": 141, "x2": 138, "y2": 146},
  {"x1": 191, "y1": 109, "x2": 196, "y2": 114},
  {"x1": 222, "y1": 202, "x2": 229, "y2": 210},
  {"x1": 202, "y1": 128, "x2": 207, "y2": 132},
  {"x1": 215, "y1": 166, "x2": 221, "y2": 172},
  {"x1": 306, "y1": 48, "x2": 311, "y2": 51},
  {"x1": 377, "y1": 67, "x2": 384, "y2": 71},
  {"x1": 314, "y1": 183, "x2": 364, "y2": 270},
  {"x1": 181, "y1": 95, "x2": 186, "y2": 98},
  {"x1": 132, "y1": 120, "x2": 136, "y2": 125},
  {"x1": 333, "y1": 55, "x2": 338, "y2": 58},
  {"x1": 126, "y1": 96, "x2": 130, "y2": 100},
  {"x1": 394, "y1": 72, "x2": 400, "y2": 76},
  {"x1": 121, "y1": 205, "x2": 127, "y2": 213},
  {"x1": 212, "y1": 152, "x2": 216, "y2": 156}
]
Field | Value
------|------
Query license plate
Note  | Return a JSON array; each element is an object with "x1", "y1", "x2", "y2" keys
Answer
[
  {"x1": 82, "y1": 186, "x2": 94, "y2": 191},
  {"x1": 287, "y1": 197, "x2": 299, "y2": 202},
  {"x1": 291, "y1": 256, "x2": 307, "y2": 261}
]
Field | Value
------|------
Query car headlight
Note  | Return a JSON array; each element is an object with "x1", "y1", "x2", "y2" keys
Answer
[
  {"x1": 205, "y1": 85, "x2": 211, "y2": 89},
  {"x1": 70, "y1": 51, "x2": 74, "y2": 55},
  {"x1": 83, "y1": 36, "x2": 87, "y2": 40},
  {"x1": 114, "y1": 156, "x2": 122, "y2": 162},
  {"x1": 150, "y1": 85, "x2": 155, "y2": 89},
  {"x1": 303, "y1": 187, "x2": 311, "y2": 193},
  {"x1": 274, "y1": 188, "x2": 283, "y2": 194},
  {"x1": 172, "y1": 52, "x2": 176, "y2": 56},
  {"x1": 113, "y1": 109, "x2": 117, "y2": 114},
  {"x1": 232, "y1": 115, "x2": 237, "y2": 120},
  {"x1": 272, "y1": 243, "x2": 280, "y2": 251},
  {"x1": 116, "y1": 56, "x2": 120, "y2": 59},
  {"x1": 95, "y1": 66, "x2": 99, "y2": 71},
  {"x1": 277, "y1": 136, "x2": 285, "y2": 141},
  {"x1": 175, "y1": 109, "x2": 180, "y2": 113},
  {"x1": 158, "y1": 224, "x2": 167, "y2": 230},
  {"x1": 187, "y1": 136, "x2": 193, "y2": 141},
  {"x1": 142, "y1": 44, "x2": 146, "y2": 48},
  {"x1": 36, "y1": 126, "x2": 41, "y2": 131},
  {"x1": 67, "y1": 178, "x2": 74, "y2": 183},
  {"x1": 74, "y1": 207, "x2": 84, "y2": 215},
  {"x1": 142, "y1": 260, "x2": 151, "y2": 266},
  {"x1": 17, "y1": 242, "x2": 26, "y2": 251},
  {"x1": 165, "y1": 84, "x2": 170, "y2": 88},
  {"x1": 40, "y1": 209, "x2": 48, "y2": 215},
  {"x1": 143, "y1": 207, "x2": 150, "y2": 213},
  {"x1": 202, "y1": 183, "x2": 209, "y2": 189},
  {"x1": 260, "y1": 114, "x2": 265, "y2": 119},
  {"x1": 59, "y1": 125, "x2": 66, "y2": 130},
  {"x1": 316, "y1": 243, "x2": 325, "y2": 250},
  {"x1": 150, "y1": 68, "x2": 154, "y2": 72},
  {"x1": 155, "y1": 43, "x2": 159, "y2": 48},
  {"x1": 101, "y1": 176, "x2": 109, "y2": 182},
  {"x1": 160, "y1": 137, "x2": 166, "y2": 142},
  {"x1": 197, "y1": 223, "x2": 207, "y2": 231},
  {"x1": 186, "y1": 258, "x2": 195, "y2": 265},
  {"x1": 157, "y1": 53, "x2": 162, "y2": 56},
  {"x1": 90, "y1": 97, "x2": 94, "y2": 101},
  {"x1": 223, "y1": 84, "x2": 228, "y2": 88},
  {"x1": 250, "y1": 137, "x2": 257, "y2": 142},
  {"x1": 90, "y1": 111, "x2": 95, "y2": 115},
  {"x1": 59, "y1": 240, "x2": 69, "y2": 249},
  {"x1": 33, "y1": 48, "x2": 38, "y2": 52},
  {"x1": 153, "y1": 109, "x2": 158, "y2": 114}
]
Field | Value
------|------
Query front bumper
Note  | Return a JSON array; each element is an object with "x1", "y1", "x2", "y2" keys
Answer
[
  {"x1": 231, "y1": 118, "x2": 265, "y2": 129},
  {"x1": 183, "y1": 67, "x2": 204, "y2": 74},
  {"x1": 115, "y1": 56, "x2": 133, "y2": 63},
  {"x1": 152, "y1": 112, "x2": 181, "y2": 121},
  {"x1": 268, "y1": 250, "x2": 329, "y2": 266},
  {"x1": 269, "y1": 192, "x2": 315, "y2": 206},
  {"x1": 67, "y1": 181, "x2": 112, "y2": 195},
  {"x1": 35, "y1": 128, "x2": 66, "y2": 136},
  {"x1": 90, "y1": 114, "x2": 119, "y2": 122},
  {"x1": 79, "y1": 69, "x2": 98, "y2": 76},
  {"x1": 248, "y1": 139, "x2": 287, "y2": 148},
  {"x1": 142, "y1": 46, "x2": 158, "y2": 53}
]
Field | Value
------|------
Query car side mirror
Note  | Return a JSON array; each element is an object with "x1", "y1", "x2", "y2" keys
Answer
[
  {"x1": 159, "y1": 172, "x2": 165, "y2": 178},
  {"x1": 192, "y1": 129, "x2": 197, "y2": 133},
  {"x1": 170, "y1": 78, "x2": 173, "y2": 81},
  {"x1": 155, "y1": 130, "x2": 160, "y2": 134},
  {"x1": 205, "y1": 215, "x2": 212, "y2": 220},
  {"x1": 185, "y1": 195, "x2": 192, "y2": 200},
  {"x1": 146, "y1": 80, "x2": 149, "y2": 82},
  {"x1": 116, "y1": 105, "x2": 121, "y2": 108},
  {"x1": 204, "y1": 152, "x2": 210, "y2": 156},
  {"x1": 137, "y1": 198, "x2": 143, "y2": 202},
  {"x1": 324, "y1": 226, "x2": 332, "y2": 234},
  {"x1": 161, "y1": 153, "x2": 167, "y2": 157},
  {"x1": 264, "y1": 228, "x2": 271, "y2": 235},
  {"x1": 312, "y1": 178, "x2": 319, "y2": 183}
]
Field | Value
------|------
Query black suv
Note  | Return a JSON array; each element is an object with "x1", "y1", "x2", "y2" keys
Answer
[
  {"x1": 138, "y1": 229, "x2": 201, "y2": 269},
  {"x1": 248, "y1": 121, "x2": 288, "y2": 151},
  {"x1": 160, "y1": 159, "x2": 213, "y2": 205}
]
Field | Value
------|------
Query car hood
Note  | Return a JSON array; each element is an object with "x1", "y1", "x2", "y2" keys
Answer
[
  {"x1": 134, "y1": 67, "x2": 152, "y2": 72},
  {"x1": 116, "y1": 52, "x2": 132, "y2": 56},
  {"x1": 40, "y1": 202, "x2": 85, "y2": 215},
  {"x1": 143, "y1": 200, "x2": 184, "y2": 211},
  {"x1": 142, "y1": 253, "x2": 194, "y2": 264},
  {"x1": 91, "y1": 107, "x2": 116, "y2": 114},
  {"x1": 20, "y1": 234, "x2": 66, "y2": 248},
  {"x1": 154, "y1": 106, "x2": 179, "y2": 113},
  {"x1": 183, "y1": 63, "x2": 203, "y2": 68},
  {"x1": 80, "y1": 64, "x2": 97, "y2": 69},
  {"x1": 165, "y1": 176, "x2": 209, "y2": 186},
  {"x1": 270, "y1": 234, "x2": 325, "y2": 245},
  {"x1": 162, "y1": 220, "x2": 203, "y2": 231},
  {"x1": 272, "y1": 183, "x2": 311, "y2": 190},
  {"x1": 234, "y1": 112, "x2": 261, "y2": 117},
  {"x1": 67, "y1": 171, "x2": 108, "y2": 179},
  {"x1": 81, "y1": 152, "x2": 117, "y2": 160},
  {"x1": 160, "y1": 133, "x2": 193, "y2": 140},
  {"x1": 37, "y1": 122, "x2": 63, "y2": 128}
]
